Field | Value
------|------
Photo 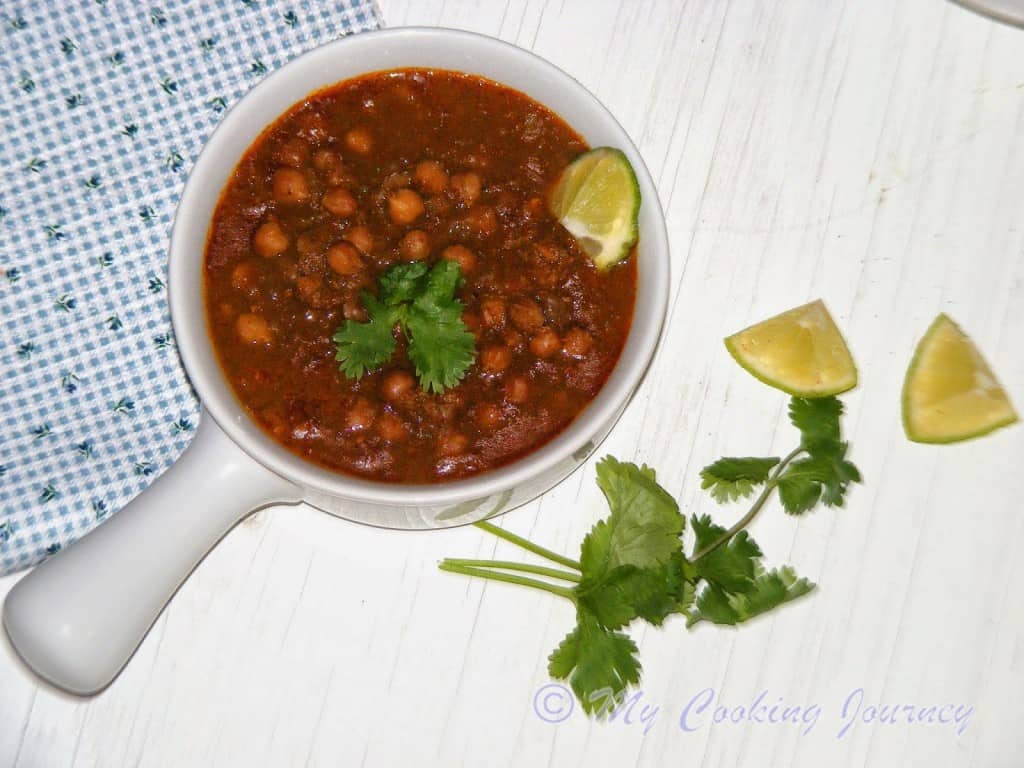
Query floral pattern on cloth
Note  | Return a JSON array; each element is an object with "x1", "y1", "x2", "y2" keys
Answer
[{"x1": 0, "y1": 0, "x2": 382, "y2": 575}]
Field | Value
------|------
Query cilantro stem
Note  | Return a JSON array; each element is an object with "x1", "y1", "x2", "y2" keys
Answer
[
  {"x1": 691, "y1": 447, "x2": 805, "y2": 563},
  {"x1": 473, "y1": 520, "x2": 582, "y2": 571},
  {"x1": 438, "y1": 562, "x2": 575, "y2": 599},
  {"x1": 440, "y1": 559, "x2": 581, "y2": 583}
]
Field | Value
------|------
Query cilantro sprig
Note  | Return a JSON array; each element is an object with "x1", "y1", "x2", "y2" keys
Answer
[
  {"x1": 332, "y1": 261, "x2": 476, "y2": 393},
  {"x1": 439, "y1": 394, "x2": 860, "y2": 715}
]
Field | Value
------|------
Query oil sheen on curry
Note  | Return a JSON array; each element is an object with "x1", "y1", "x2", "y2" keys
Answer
[{"x1": 204, "y1": 69, "x2": 637, "y2": 483}]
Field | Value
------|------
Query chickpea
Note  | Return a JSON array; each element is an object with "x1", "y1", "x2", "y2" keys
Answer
[
  {"x1": 437, "y1": 430, "x2": 469, "y2": 457},
  {"x1": 399, "y1": 229, "x2": 430, "y2": 260},
  {"x1": 388, "y1": 188, "x2": 425, "y2": 225},
  {"x1": 492, "y1": 190, "x2": 519, "y2": 217},
  {"x1": 322, "y1": 187, "x2": 357, "y2": 217},
  {"x1": 313, "y1": 149, "x2": 339, "y2": 171},
  {"x1": 344, "y1": 126, "x2": 374, "y2": 154},
  {"x1": 522, "y1": 197, "x2": 545, "y2": 220},
  {"x1": 530, "y1": 327, "x2": 561, "y2": 359},
  {"x1": 414, "y1": 160, "x2": 448, "y2": 194},
  {"x1": 479, "y1": 296, "x2": 506, "y2": 328},
  {"x1": 272, "y1": 167, "x2": 310, "y2": 205},
  {"x1": 342, "y1": 297, "x2": 367, "y2": 322},
  {"x1": 533, "y1": 265, "x2": 561, "y2": 289},
  {"x1": 538, "y1": 292, "x2": 570, "y2": 327},
  {"x1": 377, "y1": 412, "x2": 408, "y2": 443},
  {"x1": 275, "y1": 138, "x2": 309, "y2": 168},
  {"x1": 381, "y1": 370, "x2": 415, "y2": 402},
  {"x1": 480, "y1": 344, "x2": 512, "y2": 373},
  {"x1": 327, "y1": 166, "x2": 349, "y2": 187},
  {"x1": 236, "y1": 313, "x2": 272, "y2": 344},
  {"x1": 563, "y1": 327, "x2": 594, "y2": 358},
  {"x1": 253, "y1": 220, "x2": 289, "y2": 258},
  {"x1": 344, "y1": 225, "x2": 373, "y2": 254},
  {"x1": 313, "y1": 150, "x2": 348, "y2": 185},
  {"x1": 450, "y1": 172, "x2": 481, "y2": 206},
  {"x1": 345, "y1": 397, "x2": 376, "y2": 432},
  {"x1": 509, "y1": 297, "x2": 544, "y2": 331},
  {"x1": 295, "y1": 230, "x2": 323, "y2": 258},
  {"x1": 425, "y1": 194, "x2": 452, "y2": 218},
  {"x1": 503, "y1": 328, "x2": 525, "y2": 351},
  {"x1": 296, "y1": 112, "x2": 329, "y2": 143},
  {"x1": 295, "y1": 275, "x2": 322, "y2": 304},
  {"x1": 231, "y1": 261, "x2": 258, "y2": 291},
  {"x1": 327, "y1": 242, "x2": 364, "y2": 276},
  {"x1": 441, "y1": 244, "x2": 477, "y2": 274},
  {"x1": 505, "y1": 375, "x2": 530, "y2": 404},
  {"x1": 475, "y1": 403, "x2": 504, "y2": 431},
  {"x1": 463, "y1": 205, "x2": 498, "y2": 237}
]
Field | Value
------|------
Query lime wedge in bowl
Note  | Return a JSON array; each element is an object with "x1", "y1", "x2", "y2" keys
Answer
[
  {"x1": 725, "y1": 300, "x2": 857, "y2": 397},
  {"x1": 548, "y1": 147, "x2": 640, "y2": 270},
  {"x1": 903, "y1": 314, "x2": 1018, "y2": 444}
]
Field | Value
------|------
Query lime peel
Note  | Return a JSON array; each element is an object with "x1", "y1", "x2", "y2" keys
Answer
[
  {"x1": 902, "y1": 313, "x2": 1018, "y2": 444},
  {"x1": 724, "y1": 300, "x2": 857, "y2": 398},
  {"x1": 548, "y1": 147, "x2": 640, "y2": 270}
]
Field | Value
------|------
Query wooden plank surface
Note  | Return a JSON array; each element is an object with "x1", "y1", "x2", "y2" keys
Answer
[{"x1": 2, "y1": 1, "x2": 1023, "y2": 765}]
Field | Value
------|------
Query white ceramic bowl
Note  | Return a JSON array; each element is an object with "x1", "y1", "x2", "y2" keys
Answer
[{"x1": 3, "y1": 27, "x2": 669, "y2": 695}]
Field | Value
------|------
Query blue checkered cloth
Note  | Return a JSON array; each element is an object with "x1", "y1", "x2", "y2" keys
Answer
[{"x1": 0, "y1": 0, "x2": 381, "y2": 575}]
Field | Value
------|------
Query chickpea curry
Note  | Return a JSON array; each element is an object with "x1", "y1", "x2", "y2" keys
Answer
[{"x1": 204, "y1": 69, "x2": 638, "y2": 483}]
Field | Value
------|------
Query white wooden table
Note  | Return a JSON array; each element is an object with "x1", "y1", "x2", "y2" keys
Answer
[{"x1": 3, "y1": 1, "x2": 1023, "y2": 765}]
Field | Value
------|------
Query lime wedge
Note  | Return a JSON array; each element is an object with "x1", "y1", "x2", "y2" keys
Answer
[
  {"x1": 725, "y1": 300, "x2": 857, "y2": 397},
  {"x1": 903, "y1": 314, "x2": 1018, "y2": 444},
  {"x1": 548, "y1": 147, "x2": 640, "y2": 270}
]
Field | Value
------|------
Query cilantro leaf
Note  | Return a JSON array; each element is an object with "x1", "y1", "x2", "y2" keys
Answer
[
  {"x1": 687, "y1": 584, "x2": 737, "y2": 626},
  {"x1": 406, "y1": 304, "x2": 476, "y2": 393},
  {"x1": 592, "y1": 457, "x2": 684, "y2": 570},
  {"x1": 777, "y1": 442, "x2": 860, "y2": 514},
  {"x1": 676, "y1": 579, "x2": 696, "y2": 614},
  {"x1": 780, "y1": 396, "x2": 861, "y2": 514},
  {"x1": 577, "y1": 565, "x2": 656, "y2": 629},
  {"x1": 700, "y1": 456, "x2": 780, "y2": 503},
  {"x1": 776, "y1": 471, "x2": 821, "y2": 514},
  {"x1": 687, "y1": 565, "x2": 815, "y2": 627},
  {"x1": 416, "y1": 258, "x2": 463, "y2": 310},
  {"x1": 579, "y1": 519, "x2": 613, "y2": 581},
  {"x1": 379, "y1": 261, "x2": 429, "y2": 305},
  {"x1": 631, "y1": 560, "x2": 686, "y2": 625},
  {"x1": 806, "y1": 443, "x2": 861, "y2": 506},
  {"x1": 732, "y1": 565, "x2": 815, "y2": 619},
  {"x1": 577, "y1": 461, "x2": 687, "y2": 630},
  {"x1": 331, "y1": 295, "x2": 398, "y2": 379},
  {"x1": 577, "y1": 553, "x2": 686, "y2": 629},
  {"x1": 441, "y1": 384, "x2": 859, "y2": 718},
  {"x1": 548, "y1": 611, "x2": 641, "y2": 714},
  {"x1": 789, "y1": 396, "x2": 842, "y2": 451},
  {"x1": 690, "y1": 514, "x2": 762, "y2": 593},
  {"x1": 333, "y1": 261, "x2": 476, "y2": 392}
]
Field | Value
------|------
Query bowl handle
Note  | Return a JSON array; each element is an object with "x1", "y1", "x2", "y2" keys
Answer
[{"x1": 2, "y1": 409, "x2": 301, "y2": 695}]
